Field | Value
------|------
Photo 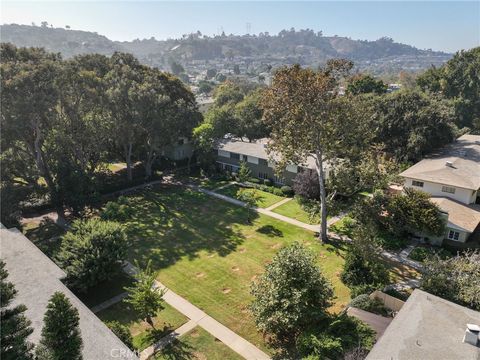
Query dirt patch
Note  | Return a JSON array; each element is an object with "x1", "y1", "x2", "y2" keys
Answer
[
  {"x1": 319, "y1": 252, "x2": 327, "y2": 259},
  {"x1": 239, "y1": 248, "x2": 247, "y2": 253},
  {"x1": 189, "y1": 328, "x2": 200, "y2": 338},
  {"x1": 269, "y1": 243, "x2": 281, "y2": 249},
  {"x1": 222, "y1": 288, "x2": 231, "y2": 294},
  {"x1": 195, "y1": 272, "x2": 205, "y2": 278},
  {"x1": 193, "y1": 352, "x2": 206, "y2": 360},
  {"x1": 231, "y1": 266, "x2": 240, "y2": 272},
  {"x1": 335, "y1": 271, "x2": 341, "y2": 277},
  {"x1": 207, "y1": 253, "x2": 215, "y2": 258},
  {"x1": 250, "y1": 275, "x2": 258, "y2": 281}
]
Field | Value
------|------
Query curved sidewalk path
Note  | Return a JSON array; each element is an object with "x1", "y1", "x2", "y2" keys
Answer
[{"x1": 123, "y1": 262, "x2": 270, "y2": 360}]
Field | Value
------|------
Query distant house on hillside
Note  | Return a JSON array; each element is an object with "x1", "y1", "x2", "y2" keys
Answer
[
  {"x1": 214, "y1": 138, "x2": 326, "y2": 186},
  {"x1": 400, "y1": 134, "x2": 480, "y2": 246}
]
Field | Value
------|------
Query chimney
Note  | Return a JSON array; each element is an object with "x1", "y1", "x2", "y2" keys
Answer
[
  {"x1": 445, "y1": 161, "x2": 454, "y2": 168},
  {"x1": 463, "y1": 324, "x2": 480, "y2": 346}
]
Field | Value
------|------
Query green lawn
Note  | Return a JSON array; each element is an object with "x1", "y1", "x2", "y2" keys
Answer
[
  {"x1": 216, "y1": 184, "x2": 286, "y2": 208},
  {"x1": 97, "y1": 301, "x2": 188, "y2": 351},
  {"x1": 155, "y1": 327, "x2": 243, "y2": 360},
  {"x1": 118, "y1": 185, "x2": 350, "y2": 352},
  {"x1": 329, "y1": 216, "x2": 355, "y2": 237},
  {"x1": 272, "y1": 198, "x2": 320, "y2": 224}
]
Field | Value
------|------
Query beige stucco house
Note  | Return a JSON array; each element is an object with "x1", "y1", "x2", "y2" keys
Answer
[{"x1": 400, "y1": 134, "x2": 480, "y2": 245}]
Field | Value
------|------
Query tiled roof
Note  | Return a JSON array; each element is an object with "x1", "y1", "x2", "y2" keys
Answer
[
  {"x1": 400, "y1": 134, "x2": 480, "y2": 190},
  {"x1": 0, "y1": 227, "x2": 137, "y2": 359},
  {"x1": 430, "y1": 196, "x2": 480, "y2": 233},
  {"x1": 366, "y1": 289, "x2": 480, "y2": 360}
]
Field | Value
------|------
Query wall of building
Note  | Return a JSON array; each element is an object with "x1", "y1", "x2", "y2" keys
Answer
[
  {"x1": 404, "y1": 178, "x2": 477, "y2": 204},
  {"x1": 216, "y1": 153, "x2": 298, "y2": 185}
]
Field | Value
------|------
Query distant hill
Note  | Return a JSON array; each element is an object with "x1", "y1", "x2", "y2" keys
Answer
[{"x1": 0, "y1": 24, "x2": 452, "y2": 75}]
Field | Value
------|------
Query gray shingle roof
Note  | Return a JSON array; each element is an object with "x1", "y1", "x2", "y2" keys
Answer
[
  {"x1": 430, "y1": 197, "x2": 480, "y2": 233},
  {"x1": 0, "y1": 227, "x2": 138, "y2": 360},
  {"x1": 215, "y1": 138, "x2": 318, "y2": 170},
  {"x1": 400, "y1": 134, "x2": 480, "y2": 190},
  {"x1": 366, "y1": 289, "x2": 480, "y2": 360}
]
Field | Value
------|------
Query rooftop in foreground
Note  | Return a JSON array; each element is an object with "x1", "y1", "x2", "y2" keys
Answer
[
  {"x1": 0, "y1": 227, "x2": 137, "y2": 359},
  {"x1": 366, "y1": 289, "x2": 480, "y2": 360}
]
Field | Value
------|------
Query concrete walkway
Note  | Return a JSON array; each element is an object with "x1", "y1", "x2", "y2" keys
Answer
[
  {"x1": 123, "y1": 262, "x2": 270, "y2": 360},
  {"x1": 264, "y1": 197, "x2": 292, "y2": 211},
  {"x1": 140, "y1": 320, "x2": 197, "y2": 360}
]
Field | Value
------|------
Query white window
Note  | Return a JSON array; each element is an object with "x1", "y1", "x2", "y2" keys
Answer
[
  {"x1": 247, "y1": 156, "x2": 259, "y2": 165},
  {"x1": 286, "y1": 164, "x2": 298, "y2": 174},
  {"x1": 442, "y1": 186, "x2": 456, "y2": 194},
  {"x1": 218, "y1": 150, "x2": 230, "y2": 158},
  {"x1": 448, "y1": 230, "x2": 460, "y2": 241},
  {"x1": 412, "y1": 180, "x2": 424, "y2": 187}
]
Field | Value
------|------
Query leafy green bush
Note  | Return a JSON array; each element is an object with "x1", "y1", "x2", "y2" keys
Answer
[
  {"x1": 106, "y1": 321, "x2": 133, "y2": 350},
  {"x1": 280, "y1": 185, "x2": 293, "y2": 196},
  {"x1": 349, "y1": 294, "x2": 390, "y2": 316},
  {"x1": 409, "y1": 246, "x2": 452, "y2": 262},
  {"x1": 248, "y1": 177, "x2": 260, "y2": 184},
  {"x1": 101, "y1": 196, "x2": 134, "y2": 221},
  {"x1": 272, "y1": 188, "x2": 284, "y2": 196},
  {"x1": 263, "y1": 179, "x2": 272, "y2": 186}
]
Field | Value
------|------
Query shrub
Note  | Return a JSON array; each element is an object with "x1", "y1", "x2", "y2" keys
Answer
[
  {"x1": 409, "y1": 246, "x2": 452, "y2": 262},
  {"x1": 250, "y1": 242, "x2": 333, "y2": 341},
  {"x1": 293, "y1": 171, "x2": 319, "y2": 200},
  {"x1": 56, "y1": 219, "x2": 128, "y2": 292},
  {"x1": 263, "y1": 179, "x2": 272, "y2": 186},
  {"x1": 341, "y1": 248, "x2": 389, "y2": 289},
  {"x1": 248, "y1": 177, "x2": 260, "y2": 184},
  {"x1": 272, "y1": 188, "x2": 284, "y2": 196},
  {"x1": 349, "y1": 294, "x2": 390, "y2": 317},
  {"x1": 280, "y1": 185, "x2": 293, "y2": 196},
  {"x1": 106, "y1": 321, "x2": 133, "y2": 350},
  {"x1": 101, "y1": 196, "x2": 134, "y2": 221}
]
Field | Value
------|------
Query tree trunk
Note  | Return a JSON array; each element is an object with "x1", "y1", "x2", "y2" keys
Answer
[
  {"x1": 146, "y1": 316, "x2": 155, "y2": 329},
  {"x1": 31, "y1": 121, "x2": 66, "y2": 222},
  {"x1": 125, "y1": 143, "x2": 133, "y2": 182},
  {"x1": 144, "y1": 144, "x2": 157, "y2": 180},
  {"x1": 315, "y1": 150, "x2": 328, "y2": 242}
]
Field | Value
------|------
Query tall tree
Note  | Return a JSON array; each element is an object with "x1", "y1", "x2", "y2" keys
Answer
[
  {"x1": 417, "y1": 47, "x2": 480, "y2": 131},
  {"x1": 124, "y1": 261, "x2": 165, "y2": 329},
  {"x1": 35, "y1": 292, "x2": 83, "y2": 360},
  {"x1": 0, "y1": 260, "x2": 34, "y2": 360},
  {"x1": 346, "y1": 74, "x2": 387, "y2": 95},
  {"x1": 0, "y1": 43, "x2": 65, "y2": 219},
  {"x1": 262, "y1": 62, "x2": 371, "y2": 241},
  {"x1": 105, "y1": 52, "x2": 145, "y2": 181},
  {"x1": 136, "y1": 68, "x2": 201, "y2": 179},
  {"x1": 373, "y1": 90, "x2": 457, "y2": 161}
]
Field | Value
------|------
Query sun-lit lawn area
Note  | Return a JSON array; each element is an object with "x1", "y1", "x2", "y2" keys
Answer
[
  {"x1": 97, "y1": 300, "x2": 188, "y2": 351},
  {"x1": 117, "y1": 185, "x2": 350, "y2": 352},
  {"x1": 107, "y1": 162, "x2": 127, "y2": 173},
  {"x1": 216, "y1": 184, "x2": 286, "y2": 208},
  {"x1": 329, "y1": 216, "x2": 355, "y2": 237},
  {"x1": 272, "y1": 198, "x2": 320, "y2": 224},
  {"x1": 155, "y1": 327, "x2": 243, "y2": 360}
]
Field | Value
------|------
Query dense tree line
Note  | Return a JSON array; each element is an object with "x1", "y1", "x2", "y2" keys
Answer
[{"x1": 0, "y1": 43, "x2": 201, "y2": 226}]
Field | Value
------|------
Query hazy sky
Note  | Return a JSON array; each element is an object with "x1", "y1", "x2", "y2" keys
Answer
[{"x1": 1, "y1": 1, "x2": 479, "y2": 52}]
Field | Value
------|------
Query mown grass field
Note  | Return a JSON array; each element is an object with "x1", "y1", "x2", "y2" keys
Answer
[
  {"x1": 272, "y1": 198, "x2": 320, "y2": 224},
  {"x1": 97, "y1": 301, "x2": 188, "y2": 351},
  {"x1": 216, "y1": 184, "x2": 286, "y2": 208},
  {"x1": 120, "y1": 185, "x2": 350, "y2": 351},
  {"x1": 154, "y1": 327, "x2": 243, "y2": 360}
]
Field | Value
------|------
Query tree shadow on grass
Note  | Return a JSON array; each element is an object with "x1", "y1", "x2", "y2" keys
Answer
[
  {"x1": 123, "y1": 185, "x2": 259, "y2": 270},
  {"x1": 158, "y1": 338, "x2": 195, "y2": 360},
  {"x1": 256, "y1": 225, "x2": 284, "y2": 238}
]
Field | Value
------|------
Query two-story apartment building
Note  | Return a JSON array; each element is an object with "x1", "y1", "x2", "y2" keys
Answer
[
  {"x1": 400, "y1": 134, "x2": 480, "y2": 245},
  {"x1": 214, "y1": 138, "x2": 322, "y2": 186}
]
